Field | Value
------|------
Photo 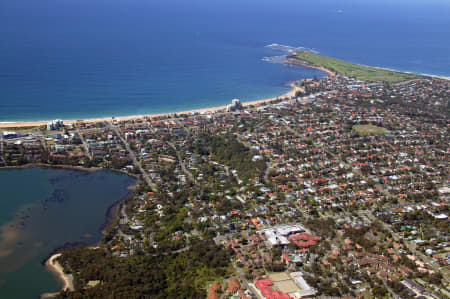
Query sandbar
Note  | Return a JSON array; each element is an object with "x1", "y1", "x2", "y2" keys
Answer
[{"x1": 42, "y1": 253, "x2": 74, "y2": 298}]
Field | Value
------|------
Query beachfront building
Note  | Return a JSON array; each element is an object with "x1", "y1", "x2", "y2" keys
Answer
[
  {"x1": 226, "y1": 98, "x2": 242, "y2": 112},
  {"x1": 232, "y1": 98, "x2": 241, "y2": 108},
  {"x1": 47, "y1": 119, "x2": 64, "y2": 131},
  {"x1": 2, "y1": 131, "x2": 18, "y2": 139}
]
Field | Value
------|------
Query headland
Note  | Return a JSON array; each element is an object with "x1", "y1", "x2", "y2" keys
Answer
[
  {"x1": 1, "y1": 51, "x2": 449, "y2": 130},
  {"x1": 1, "y1": 51, "x2": 448, "y2": 298}
]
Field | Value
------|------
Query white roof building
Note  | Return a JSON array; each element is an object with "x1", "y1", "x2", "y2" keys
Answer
[{"x1": 262, "y1": 224, "x2": 305, "y2": 246}]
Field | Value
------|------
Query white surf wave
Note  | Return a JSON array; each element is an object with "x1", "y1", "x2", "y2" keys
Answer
[
  {"x1": 264, "y1": 43, "x2": 319, "y2": 54},
  {"x1": 262, "y1": 44, "x2": 320, "y2": 65}
]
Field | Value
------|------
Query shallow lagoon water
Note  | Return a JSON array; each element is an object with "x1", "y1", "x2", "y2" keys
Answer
[{"x1": 0, "y1": 168, "x2": 135, "y2": 298}]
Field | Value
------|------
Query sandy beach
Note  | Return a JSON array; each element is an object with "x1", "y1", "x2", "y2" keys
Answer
[
  {"x1": 1, "y1": 67, "x2": 447, "y2": 130},
  {"x1": 42, "y1": 253, "x2": 74, "y2": 297},
  {"x1": 0, "y1": 82, "x2": 304, "y2": 129}
]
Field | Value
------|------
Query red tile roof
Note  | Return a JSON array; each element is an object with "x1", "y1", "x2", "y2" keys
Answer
[{"x1": 254, "y1": 279, "x2": 292, "y2": 299}]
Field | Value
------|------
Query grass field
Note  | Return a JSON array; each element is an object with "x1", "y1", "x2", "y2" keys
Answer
[
  {"x1": 352, "y1": 125, "x2": 387, "y2": 136},
  {"x1": 268, "y1": 272, "x2": 300, "y2": 294},
  {"x1": 268, "y1": 272, "x2": 291, "y2": 281},
  {"x1": 290, "y1": 51, "x2": 418, "y2": 82}
]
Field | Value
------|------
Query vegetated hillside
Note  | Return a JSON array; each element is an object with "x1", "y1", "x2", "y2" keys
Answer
[
  {"x1": 194, "y1": 133, "x2": 267, "y2": 181},
  {"x1": 57, "y1": 240, "x2": 232, "y2": 298}
]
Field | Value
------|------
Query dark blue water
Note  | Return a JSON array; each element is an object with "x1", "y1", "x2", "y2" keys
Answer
[{"x1": 0, "y1": 0, "x2": 449, "y2": 121}]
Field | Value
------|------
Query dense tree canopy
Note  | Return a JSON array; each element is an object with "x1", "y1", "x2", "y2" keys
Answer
[
  {"x1": 57, "y1": 240, "x2": 232, "y2": 298},
  {"x1": 194, "y1": 134, "x2": 266, "y2": 181}
]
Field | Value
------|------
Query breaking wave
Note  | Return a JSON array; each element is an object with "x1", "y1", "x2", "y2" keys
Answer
[
  {"x1": 265, "y1": 43, "x2": 319, "y2": 54},
  {"x1": 262, "y1": 44, "x2": 320, "y2": 65},
  {"x1": 261, "y1": 55, "x2": 287, "y2": 64}
]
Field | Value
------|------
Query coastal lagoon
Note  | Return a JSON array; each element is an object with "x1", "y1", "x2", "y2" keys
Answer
[
  {"x1": 0, "y1": 168, "x2": 136, "y2": 298},
  {"x1": 1, "y1": 0, "x2": 449, "y2": 121}
]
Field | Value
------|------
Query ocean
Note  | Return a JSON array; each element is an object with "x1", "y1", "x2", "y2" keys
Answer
[
  {"x1": 0, "y1": 168, "x2": 135, "y2": 298},
  {"x1": 0, "y1": 0, "x2": 449, "y2": 122}
]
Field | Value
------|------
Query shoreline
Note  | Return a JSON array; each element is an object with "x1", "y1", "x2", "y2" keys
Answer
[
  {"x1": 99, "y1": 181, "x2": 137, "y2": 240},
  {"x1": 0, "y1": 164, "x2": 138, "y2": 296},
  {"x1": 285, "y1": 51, "x2": 450, "y2": 82},
  {"x1": 0, "y1": 57, "x2": 449, "y2": 128},
  {"x1": 0, "y1": 83, "x2": 304, "y2": 129},
  {"x1": 1, "y1": 56, "x2": 447, "y2": 297},
  {"x1": 284, "y1": 56, "x2": 336, "y2": 77},
  {"x1": 41, "y1": 253, "x2": 74, "y2": 298},
  {"x1": 0, "y1": 164, "x2": 139, "y2": 234},
  {"x1": 0, "y1": 163, "x2": 140, "y2": 179},
  {"x1": 1, "y1": 65, "x2": 448, "y2": 129},
  {"x1": 0, "y1": 164, "x2": 139, "y2": 296},
  {"x1": 0, "y1": 163, "x2": 101, "y2": 172}
]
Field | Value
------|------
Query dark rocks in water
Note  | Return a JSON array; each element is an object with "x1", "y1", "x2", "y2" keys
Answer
[
  {"x1": 0, "y1": 167, "x2": 135, "y2": 298},
  {"x1": 48, "y1": 171, "x2": 88, "y2": 187},
  {"x1": 46, "y1": 189, "x2": 70, "y2": 204}
]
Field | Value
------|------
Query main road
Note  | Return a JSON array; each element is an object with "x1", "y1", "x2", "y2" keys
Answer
[
  {"x1": 106, "y1": 122, "x2": 158, "y2": 191},
  {"x1": 167, "y1": 141, "x2": 198, "y2": 184},
  {"x1": 75, "y1": 127, "x2": 93, "y2": 160},
  {"x1": 230, "y1": 259, "x2": 258, "y2": 299}
]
